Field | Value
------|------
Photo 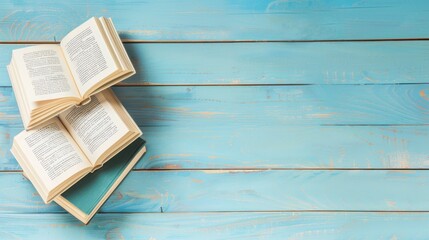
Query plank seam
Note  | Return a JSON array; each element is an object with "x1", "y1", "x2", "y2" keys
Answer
[
  {"x1": 4, "y1": 210, "x2": 429, "y2": 214},
  {"x1": 114, "y1": 83, "x2": 429, "y2": 87},
  {"x1": 3, "y1": 168, "x2": 429, "y2": 173},
  {"x1": 1, "y1": 83, "x2": 429, "y2": 88},
  {"x1": 4, "y1": 38, "x2": 429, "y2": 44}
]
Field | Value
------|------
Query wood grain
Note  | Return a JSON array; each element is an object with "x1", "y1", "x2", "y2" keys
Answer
[
  {"x1": 1, "y1": 170, "x2": 429, "y2": 213},
  {"x1": 2, "y1": 1, "x2": 429, "y2": 236},
  {"x1": 1, "y1": 0, "x2": 429, "y2": 41},
  {"x1": 1, "y1": 85, "x2": 429, "y2": 128},
  {"x1": 2, "y1": 212, "x2": 429, "y2": 239},
  {"x1": 2, "y1": 41, "x2": 429, "y2": 86},
  {"x1": 2, "y1": 125, "x2": 429, "y2": 170}
]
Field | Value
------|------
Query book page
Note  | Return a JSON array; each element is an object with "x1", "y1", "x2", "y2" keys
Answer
[
  {"x1": 12, "y1": 45, "x2": 80, "y2": 102},
  {"x1": 14, "y1": 118, "x2": 91, "y2": 191},
  {"x1": 60, "y1": 17, "x2": 118, "y2": 97},
  {"x1": 58, "y1": 91, "x2": 129, "y2": 165}
]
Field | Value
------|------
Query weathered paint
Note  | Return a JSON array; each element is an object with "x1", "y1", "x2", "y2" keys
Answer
[
  {"x1": 1, "y1": 170, "x2": 429, "y2": 213},
  {"x1": 2, "y1": 41, "x2": 429, "y2": 86},
  {"x1": 1, "y1": 0, "x2": 429, "y2": 41},
  {"x1": 0, "y1": 85, "x2": 429, "y2": 128},
  {"x1": 1, "y1": 125, "x2": 429, "y2": 170},
  {"x1": 2, "y1": 0, "x2": 429, "y2": 238},
  {"x1": 2, "y1": 212, "x2": 429, "y2": 239}
]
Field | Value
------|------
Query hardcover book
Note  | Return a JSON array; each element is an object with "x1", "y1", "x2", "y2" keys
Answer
[
  {"x1": 55, "y1": 138, "x2": 146, "y2": 224},
  {"x1": 23, "y1": 138, "x2": 146, "y2": 224}
]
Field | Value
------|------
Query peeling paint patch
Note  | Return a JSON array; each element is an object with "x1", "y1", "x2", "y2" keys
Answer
[
  {"x1": 419, "y1": 89, "x2": 429, "y2": 101},
  {"x1": 191, "y1": 178, "x2": 203, "y2": 183},
  {"x1": 387, "y1": 170, "x2": 415, "y2": 174},
  {"x1": 163, "y1": 164, "x2": 182, "y2": 169},
  {"x1": 201, "y1": 169, "x2": 266, "y2": 174},
  {"x1": 149, "y1": 153, "x2": 192, "y2": 160}
]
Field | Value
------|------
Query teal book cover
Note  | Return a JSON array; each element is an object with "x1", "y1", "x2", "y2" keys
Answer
[{"x1": 55, "y1": 138, "x2": 146, "y2": 224}]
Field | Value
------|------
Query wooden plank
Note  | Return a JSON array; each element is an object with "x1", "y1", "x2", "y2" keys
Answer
[
  {"x1": 2, "y1": 212, "x2": 429, "y2": 239},
  {"x1": 2, "y1": 125, "x2": 429, "y2": 170},
  {"x1": 1, "y1": 170, "x2": 429, "y2": 213},
  {"x1": 1, "y1": 84, "x2": 429, "y2": 128},
  {"x1": 1, "y1": 0, "x2": 429, "y2": 41},
  {"x1": 2, "y1": 41, "x2": 429, "y2": 86},
  {"x1": 141, "y1": 125, "x2": 429, "y2": 169}
]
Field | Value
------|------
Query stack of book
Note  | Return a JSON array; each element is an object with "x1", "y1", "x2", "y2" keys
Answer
[{"x1": 7, "y1": 17, "x2": 146, "y2": 224}]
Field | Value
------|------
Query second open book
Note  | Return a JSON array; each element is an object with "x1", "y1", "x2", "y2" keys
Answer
[
  {"x1": 7, "y1": 17, "x2": 135, "y2": 129},
  {"x1": 11, "y1": 89, "x2": 141, "y2": 203}
]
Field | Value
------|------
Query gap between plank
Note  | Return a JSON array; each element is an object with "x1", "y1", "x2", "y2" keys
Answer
[
  {"x1": 114, "y1": 82, "x2": 429, "y2": 87},
  {"x1": 5, "y1": 210, "x2": 429, "y2": 214},
  {"x1": 1, "y1": 83, "x2": 429, "y2": 88},
  {"x1": 4, "y1": 38, "x2": 429, "y2": 44},
  {"x1": 2, "y1": 168, "x2": 429, "y2": 173}
]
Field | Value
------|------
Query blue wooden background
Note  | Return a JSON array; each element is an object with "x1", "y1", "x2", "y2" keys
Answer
[{"x1": 1, "y1": 0, "x2": 429, "y2": 239}]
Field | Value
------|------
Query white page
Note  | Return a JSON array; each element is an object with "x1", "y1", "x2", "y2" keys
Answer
[
  {"x1": 12, "y1": 45, "x2": 80, "y2": 102},
  {"x1": 58, "y1": 91, "x2": 129, "y2": 165},
  {"x1": 60, "y1": 17, "x2": 118, "y2": 96},
  {"x1": 14, "y1": 118, "x2": 91, "y2": 191}
]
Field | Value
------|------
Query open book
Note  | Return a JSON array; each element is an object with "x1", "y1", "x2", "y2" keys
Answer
[
  {"x1": 11, "y1": 89, "x2": 141, "y2": 203},
  {"x1": 7, "y1": 17, "x2": 135, "y2": 130}
]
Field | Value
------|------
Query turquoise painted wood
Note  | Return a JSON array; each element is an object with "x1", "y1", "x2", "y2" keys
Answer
[
  {"x1": 2, "y1": 0, "x2": 429, "y2": 238},
  {"x1": 1, "y1": 170, "x2": 429, "y2": 213},
  {"x1": 1, "y1": 85, "x2": 429, "y2": 128},
  {"x1": 2, "y1": 41, "x2": 429, "y2": 86},
  {"x1": 2, "y1": 125, "x2": 429, "y2": 170},
  {"x1": 2, "y1": 213, "x2": 429, "y2": 240},
  {"x1": 2, "y1": 0, "x2": 429, "y2": 41}
]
